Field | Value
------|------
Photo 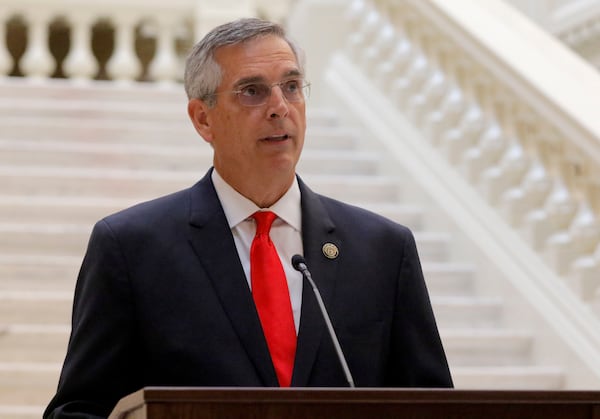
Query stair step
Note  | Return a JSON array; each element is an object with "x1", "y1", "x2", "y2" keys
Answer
[
  {"x1": 0, "y1": 292, "x2": 72, "y2": 325},
  {"x1": 0, "y1": 77, "x2": 342, "y2": 127},
  {"x1": 413, "y1": 232, "x2": 451, "y2": 263},
  {"x1": 0, "y1": 167, "x2": 399, "y2": 202},
  {"x1": 0, "y1": 194, "x2": 129, "y2": 225},
  {"x1": 0, "y1": 224, "x2": 447, "y2": 264},
  {"x1": 0, "y1": 404, "x2": 44, "y2": 419},
  {"x1": 0, "y1": 362, "x2": 60, "y2": 408},
  {"x1": 0, "y1": 76, "x2": 186, "y2": 103},
  {"x1": 1, "y1": 197, "x2": 423, "y2": 228},
  {"x1": 0, "y1": 139, "x2": 378, "y2": 175},
  {"x1": 357, "y1": 202, "x2": 425, "y2": 230},
  {"x1": 441, "y1": 329, "x2": 533, "y2": 366},
  {"x1": 0, "y1": 116, "x2": 358, "y2": 150},
  {"x1": 0, "y1": 224, "x2": 90, "y2": 257},
  {"x1": 432, "y1": 296, "x2": 503, "y2": 328},
  {"x1": 0, "y1": 165, "x2": 201, "y2": 198},
  {"x1": 0, "y1": 256, "x2": 79, "y2": 287},
  {"x1": 0, "y1": 97, "x2": 188, "y2": 123},
  {"x1": 451, "y1": 366, "x2": 565, "y2": 390},
  {"x1": 0, "y1": 276, "x2": 491, "y2": 328},
  {"x1": 0, "y1": 326, "x2": 69, "y2": 363},
  {"x1": 423, "y1": 262, "x2": 476, "y2": 296}
]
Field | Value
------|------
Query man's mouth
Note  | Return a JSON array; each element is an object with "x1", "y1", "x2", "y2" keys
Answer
[{"x1": 263, "y1": 134, "x2": 290, "y2": 141}]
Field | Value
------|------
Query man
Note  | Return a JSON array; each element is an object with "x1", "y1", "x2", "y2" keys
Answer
[{"x1": 44, "y1": 18, "x2": 452, "y2": 418}]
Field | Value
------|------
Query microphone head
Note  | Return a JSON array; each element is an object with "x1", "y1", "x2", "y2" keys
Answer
[{"x1": 291, "y1": 254, "x2": 306, "y2": 271}]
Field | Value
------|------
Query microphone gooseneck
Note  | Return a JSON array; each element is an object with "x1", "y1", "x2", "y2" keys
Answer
[{"x1": 291, "y1": 254, "x2": 355, "y2": 388}]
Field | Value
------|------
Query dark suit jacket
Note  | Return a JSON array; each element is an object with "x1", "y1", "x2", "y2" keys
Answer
[{"x1": 45, "y1": 169, "x2": 452, "y2": 418}]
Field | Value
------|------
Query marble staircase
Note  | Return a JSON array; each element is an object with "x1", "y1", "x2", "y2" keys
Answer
[{"x1": 0, "y1": 78, "x2": 564, "y2": 418}]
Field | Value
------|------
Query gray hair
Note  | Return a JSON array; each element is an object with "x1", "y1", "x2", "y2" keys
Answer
[{"x1": 184, "y1": 18, "x2": 305, "y2": 106}]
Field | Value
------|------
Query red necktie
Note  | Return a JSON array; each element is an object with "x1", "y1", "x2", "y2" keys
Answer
[{"x1": 250, "y1": 211, "x2": 296, "y2": 387}]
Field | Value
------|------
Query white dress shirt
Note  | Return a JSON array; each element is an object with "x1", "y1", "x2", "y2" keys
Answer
[{"x1": 211, "y1": 169, "x2": 304, "y2": 333}]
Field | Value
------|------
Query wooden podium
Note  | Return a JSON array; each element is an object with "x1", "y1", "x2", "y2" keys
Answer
[{"x1": 109, "y1": 387, "x2": 600, "y2": 419}]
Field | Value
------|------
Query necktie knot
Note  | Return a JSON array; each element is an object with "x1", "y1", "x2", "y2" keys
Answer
[{"x1": 252, "y1": 211, "x2": 277, "y2": 236}]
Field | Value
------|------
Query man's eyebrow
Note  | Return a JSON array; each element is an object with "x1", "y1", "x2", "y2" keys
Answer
[
  {"x1": 233, "y1": 70, "x2": 303, "y2": 88},
  {"x1": 283, "y1": 69, "x2": 302, "y2": 78},
  {"x1": 234, "y1": 76, "x2": 265, "y2": 88}
]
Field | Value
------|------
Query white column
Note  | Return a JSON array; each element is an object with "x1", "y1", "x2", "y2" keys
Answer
[
  {"x1": 0, "y1": 13, "x2": 13, "y2": 76},
  {"x1": 148, "y1": 17, "x2": 179, "y2": 83},
  {"x1": 63, "y1": 13, "x2": 98, "y2": 81},
  {"x1": 106, "y1": 14, "x2": 141, "y2": 81},
  {"x1": 20, "y1": 12, "x2": 55, "y2": 78}
]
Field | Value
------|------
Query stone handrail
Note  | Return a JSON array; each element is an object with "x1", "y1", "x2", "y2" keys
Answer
[
  {"x1": 345, "y1": 0, "x2": 600, "y2": 303},
  {"x1": 0, "y1": 0, "x2": 294, "y2": 82}
]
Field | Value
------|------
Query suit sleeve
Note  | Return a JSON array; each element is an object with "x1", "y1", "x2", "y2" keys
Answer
[
  {"x1": 44, "y1": 219, "x2": 143, "y2": 418},
  {"x1": 387, "y1": 228, "x2": 453, "y2": 387}
]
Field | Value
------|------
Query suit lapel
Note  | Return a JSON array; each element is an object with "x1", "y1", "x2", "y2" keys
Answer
[
  {"x1": 187, "y1": 170, "x2": 278, "y2": 386},
  {"x1": 292, "y1": 177, "x2": 341, "y2": 386}
]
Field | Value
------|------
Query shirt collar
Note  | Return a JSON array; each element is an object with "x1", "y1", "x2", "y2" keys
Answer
[{"x1": 211, "y1": 168, "x2": 301, "y2": 231}]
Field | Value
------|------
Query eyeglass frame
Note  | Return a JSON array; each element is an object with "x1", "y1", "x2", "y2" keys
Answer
[{"x1": 207, "y1": 78, "x2": 311, "y2": 107}]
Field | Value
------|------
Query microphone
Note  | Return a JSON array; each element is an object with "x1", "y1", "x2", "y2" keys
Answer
[{"x1": 291, "y1": 254, "x2": 355, "y2": 388}]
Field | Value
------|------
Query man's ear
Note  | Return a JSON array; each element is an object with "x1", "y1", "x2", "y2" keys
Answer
[{"x1": 188, "y1": 98, "x2": 214, "y2": 143}]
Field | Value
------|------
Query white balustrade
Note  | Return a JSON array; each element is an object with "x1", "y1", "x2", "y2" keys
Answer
[
  {"x1": 341, "y1": 0, "x2": 600, "y2": 309},
  {"x1": 0, "y1": 0, "x2": 290, "y2": 83}
]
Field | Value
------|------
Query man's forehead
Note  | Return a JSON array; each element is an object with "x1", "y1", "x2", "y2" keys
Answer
[
  {"x1": 215, "y1": 36, "x2": 297, "y2": 66},
  {"x1": 215, "y1": 37, "x2": 300, "y2": 82}
]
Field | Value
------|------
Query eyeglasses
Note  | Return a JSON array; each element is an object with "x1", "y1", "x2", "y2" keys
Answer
[{"x1": 214, "y1": 79, "x2": 311, "y2": 107}]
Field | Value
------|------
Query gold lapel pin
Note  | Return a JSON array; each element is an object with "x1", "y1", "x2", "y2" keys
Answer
[{"x1": 322, "y1": 243, "x2": 339, "y2": 259}]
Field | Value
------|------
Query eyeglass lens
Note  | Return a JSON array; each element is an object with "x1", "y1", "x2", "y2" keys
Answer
[{"x1": 237, "y1": 80, "x2": 308, "y2": 106}]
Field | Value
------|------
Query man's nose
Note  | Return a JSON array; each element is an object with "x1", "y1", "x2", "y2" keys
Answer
[{"x1": 267, "y1": 85, "x2": 289, "y2": 119}]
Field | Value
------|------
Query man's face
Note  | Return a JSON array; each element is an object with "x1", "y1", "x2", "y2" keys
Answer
[{"x1": 189, "y1": 35, "x2": 307, "y2": 194}]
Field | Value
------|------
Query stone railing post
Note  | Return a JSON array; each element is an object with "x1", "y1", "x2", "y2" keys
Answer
[
  {"x1": 63, "y1": 12, "x2": 98, "y2": 80},
  {"x1": 20, "y1": 12, "x2": 55, "y2": 78},
  {"x1": 148, "y1": 16, "x2": 180, "y2": 83},
  {"x1": 0, "y1": 10, "x2": 13, "y2": 76},
  {"x1": 106, "y1": 13, "x2": 142, "y2": 81}
]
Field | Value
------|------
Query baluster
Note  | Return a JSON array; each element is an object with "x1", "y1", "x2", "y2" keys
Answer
[
  {"x1": 63, "y1": 13, "x2": 98, "y2": 80},
  {"x1": 388, "y1": 46, "x2": 430, "y2": 110},
  {"x1": 461, "y1": 120, "x2": 504, "y2": 184},
  {"x1": 373, "y1": 30, "x2": 413, "y2": 92},
  {"x1": 344, "y1": 0, "x2": 369, "y2": 54},
  {"x1": 570, "y1": 242, "x2": 600, "y2": 302},
  {"x1": 0, "y1": 13, "x2": 13, "y2": 76},
  {"x1": 441, "y1": 101, "x2": 485, "y2": 164},
  {"x1": 407, "y1": 68, "x2": 447, "y2": 125},
  {"x1": 502, "y1": 156, "x2": 552, "y2": 227},
  {"x1": 480, "y1": 135, "x2": 528, "y2": 204},
  {"x1": 461, "y1": 83, "x2": 510, "y2": 185},
  {"x1": 359, "y1": 21, "x2": 395, "y2": 75},
  {"x1": 106, "y1": 14, "x2": 141, "y2": 81},
  {"x1": 20, "y1": 13, "x2": 54, "y2": 78},
  {"x1": 570, "y1": 202, "x2": 600, "y2": 259},
  {"x1": 479, "y1": 103, "x2": 530, "y2": 204},
  {"x1": 423, "y1": 86, "x2": 465, "y2": 145},
  {"x1": 347, "y1": 7, "x2": 381, "y2": 63},
  {"x1": 148, "y1": 17, "x2": 179, "y2": 83},
  {"x1": 546, "y1": 153, "x2": 600, "y2": 276}
]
